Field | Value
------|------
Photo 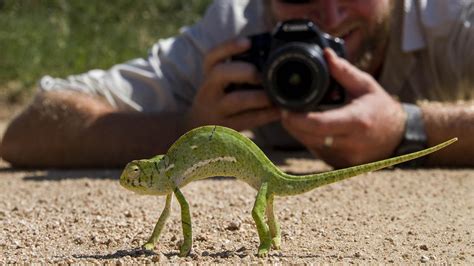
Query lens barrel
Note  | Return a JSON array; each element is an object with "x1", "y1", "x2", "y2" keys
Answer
[{"x1": 263, "y1": 42, "x2": 329, "y2": 111}]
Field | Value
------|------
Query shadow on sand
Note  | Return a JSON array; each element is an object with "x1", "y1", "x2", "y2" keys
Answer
[{"x1": 72, "y1": 248, "x2": 158, "y2": 260}]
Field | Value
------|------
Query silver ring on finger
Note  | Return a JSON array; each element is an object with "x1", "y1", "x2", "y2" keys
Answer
[{"x1": 323, "y1": 136, "x2": 334, "y2": 148}]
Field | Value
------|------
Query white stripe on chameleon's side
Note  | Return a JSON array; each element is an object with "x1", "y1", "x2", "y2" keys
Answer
[
  {"x1": 164, "y1": 164, "x2": 175, "y2": 172},
  {"x1": 176, "y1": 156, "x2": 237, "y2": 186}
]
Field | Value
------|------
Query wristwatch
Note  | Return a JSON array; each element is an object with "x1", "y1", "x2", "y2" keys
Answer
[{"x1": 394, "y1": 103, "x2": 428, "y2": 167}]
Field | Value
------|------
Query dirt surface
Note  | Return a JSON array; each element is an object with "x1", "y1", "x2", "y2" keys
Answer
[{"x1": 0, "y1": 116, "x2": 473, "y2": 264}]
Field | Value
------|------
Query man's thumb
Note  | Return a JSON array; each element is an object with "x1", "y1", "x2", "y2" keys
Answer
[{"x1": 324, "y1": 48, "x2": 374, "y2": 96}]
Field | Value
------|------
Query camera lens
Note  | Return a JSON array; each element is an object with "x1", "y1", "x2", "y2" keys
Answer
[
  {"x1": 274, "y1": 60, "x2": 313, "y2": 102},
  {"x1": 264, "y1": 43, "x2": 329, "y2": 111}
]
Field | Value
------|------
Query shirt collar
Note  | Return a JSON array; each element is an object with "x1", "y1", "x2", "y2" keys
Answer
[{"x1": 402, "y1": 0, "x2": 427, "y2": 52}]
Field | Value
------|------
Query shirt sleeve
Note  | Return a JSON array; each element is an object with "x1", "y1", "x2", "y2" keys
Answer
[{"x1": 39, "y1": 58, "x2": 178, "y2": 112}]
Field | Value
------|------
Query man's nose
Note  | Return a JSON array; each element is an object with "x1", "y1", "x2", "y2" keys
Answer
[{"x1": 313, "y1": 0, "x2": 347, "y2": 31}]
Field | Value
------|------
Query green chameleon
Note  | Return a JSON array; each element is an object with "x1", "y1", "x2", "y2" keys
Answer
[{"x1": 120, "y1": 125, "x2": 456, "y2": 257}]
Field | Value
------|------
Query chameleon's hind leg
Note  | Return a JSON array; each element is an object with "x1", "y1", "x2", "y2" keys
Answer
[
  {"x1": 252, "y1": 182, "x2": 272, "y2": 257},
  {"x1": 174, "y1": 188, "x2": 193, "y2": 257},
  {"x1": 143, "y1": 193, "x2": 172, "y2": 250},
  {"x1": 266, "y1": 194, "x2": 281, "y2": 250}
]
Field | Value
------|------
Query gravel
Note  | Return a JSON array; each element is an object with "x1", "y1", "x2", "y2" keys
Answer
[{"x1": 0, "y1": 118, "x2": 473, "y2": 263}]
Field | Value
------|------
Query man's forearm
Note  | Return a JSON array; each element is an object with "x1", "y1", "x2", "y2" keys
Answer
[
  {"x1": 0, "y1": 91, "x2": 186, "y2": 168},
  {"x1": 421, "y1": 101, "x2": 474, "y2": 166}
]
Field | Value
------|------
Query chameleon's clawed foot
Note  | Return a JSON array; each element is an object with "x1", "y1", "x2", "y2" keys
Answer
[
  {"x1": 257, "y1": 248, "x2": 269, "y2": 257},
  {"x1": 143, "y1": 242, "x2": 155, "y2": 251},
  {"x1": 272, "y1": 237, "x2": 281, "y2": 250},
  {"x1": 179, "y1": 244, "x2": 192, "y2": 257},
  {"x1": 257, "y1": 241, "x2": 271, "y2": 257}
]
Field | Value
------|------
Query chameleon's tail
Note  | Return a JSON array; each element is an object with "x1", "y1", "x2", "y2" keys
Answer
[{"x1": 278, "y1": 138, "x2": 457, "y2": 195}]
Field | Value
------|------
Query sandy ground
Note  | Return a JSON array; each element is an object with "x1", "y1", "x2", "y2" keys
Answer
[{"x1": 0, "y1": 113, "x2": 473, "y2": 264}]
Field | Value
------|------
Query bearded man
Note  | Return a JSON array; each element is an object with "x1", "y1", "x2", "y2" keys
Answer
[{"x1": 2, "y1": 0, "x2": 474, "y2": 168}]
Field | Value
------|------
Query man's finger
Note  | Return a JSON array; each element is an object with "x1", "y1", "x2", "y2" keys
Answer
[
  {"x1": 202, "y1": 62, "x2": 260, "y2": 98},
  {"x1": 225, "y1": 107, "x2": 280, "y2": 131},
  {"x1": 281, "y1": 116, "x2": 348, "y2": 149},
  {"x1": 281, "y1": 108, "x2": 358, "y2": 137},
  {"x1": 203, "y1": 38, "x2": 251, "y2": 75},
  {"x1": 218, "y1": 90, "x2": 273, "y2": 116}
]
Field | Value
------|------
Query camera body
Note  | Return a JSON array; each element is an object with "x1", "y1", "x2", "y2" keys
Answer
[{"x1": 228, "y1": 19, "x2": 346, "y2": 111}]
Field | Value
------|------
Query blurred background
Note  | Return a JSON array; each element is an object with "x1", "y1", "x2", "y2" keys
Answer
[{"x1": 0, "y1": 0, "x2": 212, "y2": 106}]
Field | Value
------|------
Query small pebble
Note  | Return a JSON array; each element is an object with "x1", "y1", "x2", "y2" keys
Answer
[
  {"x1": 195, "y1": 235, "x2": 208, "y2": 242},
  {"x1": 236, "y1": 246, "x2": 247, "y2": 252},
  {"x1": 419, "y1": 244, "x2": 428, "y2": 251},
  {"x1": 74, "y1": 237, "x2": 84, "y2": 245},
  {"x1": 420, "y1": 255, "x2": 429, "y2": 263},
  {"x1": 226, "y1": 221, "x2": 241, "y2": 231},
  {"x1": 151, "y1": 254, "x2": 160, "y2": 262}
]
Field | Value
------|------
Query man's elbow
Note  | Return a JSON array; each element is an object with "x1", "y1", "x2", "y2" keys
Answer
[
  {"x1": 0, "y1": 140, "x2": 21, "y2": 168},
  {"x1": 0, "y1": 121, "x2": 36, "y2": 168}
]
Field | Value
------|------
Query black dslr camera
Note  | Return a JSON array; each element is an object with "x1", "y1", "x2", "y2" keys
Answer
[{"x1": 227, "y1": 19, "x2": 346, "y2": 111}]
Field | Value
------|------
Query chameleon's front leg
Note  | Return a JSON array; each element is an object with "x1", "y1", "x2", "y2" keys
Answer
[
  {"x1": 252, "y1": 182, "x2": 272, "y2": 257},
  {"x1": 143, "y1": 193, "x2": 172, "y2": 250},
  {"x1": 266, "y1": 193, "x2": 281, "y2": 250},
  {"x1": 174, "y1": 188, "x2": 193, "y2": 256}
]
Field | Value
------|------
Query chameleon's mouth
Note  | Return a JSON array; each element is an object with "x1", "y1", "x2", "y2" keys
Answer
[
  {"x1": 119, "y1": 171, "x2": 137, "y2": 191},
  {"x1": 119, "y1": 176, "x2": 131, "y2": 191},
  {"x1": 119, "y1": 177, "x2": 143, "y2": 194},
  {"x1": 119, "y1": 174, "x2": 127, "y2": 188},
  {"x1": 119, "y1": 161, "x2": 142, "y2": 191}
]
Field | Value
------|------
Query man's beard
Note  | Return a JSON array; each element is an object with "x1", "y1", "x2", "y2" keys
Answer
[{"x1": 351, "y1": 14, "x2": 392, "y2": 74}]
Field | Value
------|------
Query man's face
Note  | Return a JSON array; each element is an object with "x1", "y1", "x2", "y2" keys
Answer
[{"x1": 269, "y1": 0, "x2": 393, "y2": 72}]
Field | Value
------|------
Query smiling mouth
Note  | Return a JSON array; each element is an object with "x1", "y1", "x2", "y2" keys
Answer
[
  {"x1": 341, "y1": 30, "x2": 356, "y2": 43},
  {"x1": 340, "y1": 29, "x2": 355, "y2": 40},
  {"x1": 333, "y1": 23, "x2": 360, "y2": 41}
]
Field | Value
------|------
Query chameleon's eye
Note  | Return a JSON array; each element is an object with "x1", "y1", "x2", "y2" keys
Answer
[{"x1": 128, "y1": 165, "x2": 140, "y2": 180}]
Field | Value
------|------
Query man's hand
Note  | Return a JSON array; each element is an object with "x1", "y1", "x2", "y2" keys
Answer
[
  {"x1": 185, "y1": 38, "x2": 280, "y2": 132},
  {"x1": 282, "y1": 48, "x2": 406, "y2": 168}
]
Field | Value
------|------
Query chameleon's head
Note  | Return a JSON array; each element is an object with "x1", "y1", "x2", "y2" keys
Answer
[{"x1": 119, "y1": 155, "x2": 174, "y2": 195}]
